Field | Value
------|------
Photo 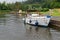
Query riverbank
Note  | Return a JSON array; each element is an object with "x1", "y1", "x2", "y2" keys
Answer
[
  {"x1": 0, "y1": 10, "x2": 11, "y2": 18},
  {"x1": 0, "y1": 10, "x2": 11, "y2": 14},
  {"x1": 41, "y1": 9, "x2": 60, "y2": 16},
  {"x1": 18, "y1": 9, "x2": 60, "y2": 16}
]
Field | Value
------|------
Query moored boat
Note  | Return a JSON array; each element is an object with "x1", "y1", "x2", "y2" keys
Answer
[
  {"x1": 23, "y1": 10, "x2": 51, "y2": 27},
  {"x1": 23, "y1": 14, "x2": 51, "y2": 27}
]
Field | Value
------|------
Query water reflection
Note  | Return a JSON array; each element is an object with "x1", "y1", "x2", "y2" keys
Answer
[{"x1": 24, "y1": 24, "x2": 53, "y2": 40}]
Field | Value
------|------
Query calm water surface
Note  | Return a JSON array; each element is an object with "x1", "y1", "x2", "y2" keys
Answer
[{"x1": 0, "y1": 14, "x2": 60, "y2": 40}]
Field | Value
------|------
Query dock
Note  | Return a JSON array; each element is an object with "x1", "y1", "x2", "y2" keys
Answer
[{"x1": 49, "y1": 16, "x2": 60, "y2": 30}]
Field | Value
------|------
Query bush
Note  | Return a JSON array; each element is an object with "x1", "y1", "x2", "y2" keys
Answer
[{"x1": 41, "y1": 8, "x2": 49, "y2": 12}]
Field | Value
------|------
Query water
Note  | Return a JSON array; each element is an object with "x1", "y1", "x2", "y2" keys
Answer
[{"x1": 0, "y1": 14, "x2": 60, "y2": 40}]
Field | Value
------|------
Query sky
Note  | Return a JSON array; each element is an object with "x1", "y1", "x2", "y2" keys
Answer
[{"x1": 0, "y1": 0, "x2": 26, "y2": 3}]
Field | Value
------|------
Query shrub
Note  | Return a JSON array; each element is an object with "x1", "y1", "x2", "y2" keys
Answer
[{"x1": 41, "y1": 8, "x2": 49, "y2": 12}]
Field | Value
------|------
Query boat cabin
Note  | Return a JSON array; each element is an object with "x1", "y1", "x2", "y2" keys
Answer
[{"x1": 26, "y1": 10, "x2": 41, "y2": 17}]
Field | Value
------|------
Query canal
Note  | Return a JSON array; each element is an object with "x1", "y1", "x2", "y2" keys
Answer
[{"x1": 0, "y1": 14, "x2": 60, "y2": 40}]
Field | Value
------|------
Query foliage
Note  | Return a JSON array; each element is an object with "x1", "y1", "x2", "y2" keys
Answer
[
  {"x1": 0, "y1": 2, "x2": 22, "y2": 11},
  {"x1": 41, "y1": 8, "x2": 49, "y2": 12},
  {"x1": 25, "y1": 0, "x2": 60, "y2": 9},
  {"x1": 0, "y1": 0, "x2": 60, "y2": 11}
]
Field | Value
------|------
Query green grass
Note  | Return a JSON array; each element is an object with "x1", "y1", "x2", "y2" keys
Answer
[
  {"x1": 0, "y1": 10, "x2": 11, "y2": 18},
  {"x1": 0, "y1": 10, "x2": 10, "y2": 14},
  {"x1": 51, "y1": 9, "x2": 60, "y2": 16},
  {"x1": 41, "y1": 9, "x2": 60, "y2": 16}
]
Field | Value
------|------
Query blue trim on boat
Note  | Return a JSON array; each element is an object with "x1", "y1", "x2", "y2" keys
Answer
[{"x1": 47, "y1": 16, "x2": 51, "y2": 18}]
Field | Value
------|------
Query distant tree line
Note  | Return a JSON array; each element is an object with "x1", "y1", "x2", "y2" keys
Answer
[
  {"x1": 25, "y1": 0, "x2": 60, "y2": 8},
  {"x1": 0, "y1": 2, "x2": 22, "y2": 11},
  {"x1": 23, "y1": 0, "x2": 60, "y2": 11},
  {"x1": 0, "y1": 0, "x2": 60, "y2": 11}
]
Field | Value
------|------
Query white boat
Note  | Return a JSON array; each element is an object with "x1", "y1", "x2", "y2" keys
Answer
[{"x1": 23, "y1": 13, "x2": 51, "y2": 27}]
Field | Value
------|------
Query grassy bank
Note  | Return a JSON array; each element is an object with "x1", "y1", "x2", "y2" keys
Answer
[
  {"x1": 41, "y1": 9, "x2": 60, "y2": 16},
  {"x1": 0, "y1": 10, "x2": 11, "y2": 14},
  {"x1": 51, "y1": 9, "x2": 60, "y2": 16},
  {"x1": 0, "y1": 10, "x2": 11, "y2": 18},
  {"x1": 21, "y1": 9, "x2": 60, "y2": 16}
]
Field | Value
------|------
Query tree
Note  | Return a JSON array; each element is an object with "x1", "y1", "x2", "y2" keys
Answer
[{"x1": 14, "y1": 2, "x2": 21, "y2": 10}]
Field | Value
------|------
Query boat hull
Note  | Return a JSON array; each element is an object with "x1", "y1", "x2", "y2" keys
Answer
[{"x1": 23, "y1": 16, "x2": 51, "y2": 27}]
